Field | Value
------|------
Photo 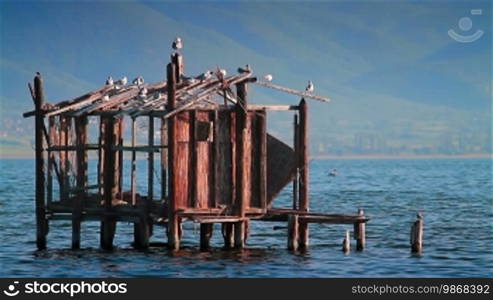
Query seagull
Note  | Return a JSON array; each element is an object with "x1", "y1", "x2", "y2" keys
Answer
[
  {"x1": 139, "y1": 87, "x2": 148, "y2": 99},
  {"x1": 102, "y1": 95, "x2": 110, "y2": 101},
  {"x1": 180, "y1": 74, "x2": 198, "y2": 85},
  {"x1": 121, "y1": 76, "x2": 128, "y2": 86},
  {"x1": 305, "y1": 80, "x2": 314, "y2": 93},
  {"x1": 153, "y1": 92, "x2": 162, "y2": 100},
  {"x1": 197, "y1": 70, "x2": 213, "y2": 81},
  {"x1": 218, "y1": 69, "x2": 227, "y2": 77},
  {"x1": 105, "y1": 76, "x2": 114, "y2": 86},
  {"x1": 172, "y1": 37, "x2": 183, "y2": 50},
  {"x1": 132, "y1": 76, "x2": 144, "y2": 86},
  {"x1": 238, "y1": 64, "x2": 252, "y2": 74},
  {"x1": 263, "y1": 74, "x2": 273, "y2": 82},
  {"x1": 417, "y1": 212, "x2": 423, "y2": 220}
]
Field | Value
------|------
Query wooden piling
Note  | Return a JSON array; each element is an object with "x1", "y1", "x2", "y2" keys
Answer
[
  {"x1": 411, "y1": 213, "x2": 423, "y2": 253},
  {"x1": 221, "y1": 223, "x2": 234, "y2": 249},
  {"x1": 354, "y1": 209, "x2": 366, "y2": 251},
  {"x1": 47, "y1": 117, "x2": 56, "y2": 205},
  {"x1": 200, "y1": 223, "x2": 214, "y2": 250},
  {"x1": 34, "y1": 73, "x2": 47, "y2": 250},
  {"x1": 233, "y1": 81, "x2": 249, "y2": 249},
  {"x1": 160, "y1": 117, "x2": 167, "y2": 201},
  {"x1": 130, "y1": 118, "x2": 137, "y2": 206},
  {"x1": 342, "y1": 230, "x2": 350, "y2": 253},
  {"x1": 100, "y1": 116, "x2": 117, "y2": 250},
  {"x1": 147, "y1": 116, "x2": 154, "y2": 202},
  {"x1": 287, "y1": 214, "x2": 299, "y2": 251},
  {"x1": 298, "y1": 99, "x2": 309, "y2": 248},
  {"x1": 292, "y1": 113, "x2": 299, "y2": 210},
  {"x1": 72, "y1": 116, "x2": 87, "y2": 249},
  {"x1": 167, "y1": 62, "x2": 181, "y2": 251}
]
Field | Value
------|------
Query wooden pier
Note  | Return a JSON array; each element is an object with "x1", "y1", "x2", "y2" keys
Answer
[{"x1": 24, "y1": 51, "x2": 369, "y2": 251}]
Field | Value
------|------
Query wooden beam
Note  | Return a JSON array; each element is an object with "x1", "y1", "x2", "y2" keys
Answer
[
  {"x1": 148, "y1": 116, "x2": 154, "y2": 203},
  {"x1": 160, "y1": 117, "x2": 167, "y2": 201},
  {"x1": 254, "y1": 81, "x2": 331, "y2": 103},
  {"x1": 287, "y1": 214, "x2": 299, "y2": 251},
  {"x1": 189, "y1": 110, "x2": 198, "y2": 208},
  {"x1": 34, "y1": 73, "x2": 47, "y2": 250}
]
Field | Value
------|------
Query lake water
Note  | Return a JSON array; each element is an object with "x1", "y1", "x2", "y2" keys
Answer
[{"x1": 0, "y1": 158, "x2": 492, "y2": 277}]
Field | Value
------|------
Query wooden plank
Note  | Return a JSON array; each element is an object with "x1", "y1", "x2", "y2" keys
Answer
[
  {"x1": 212, "y1": 111, "x2": 219, "y2": 208},
  {"x1": 46, "y1": 144, "x2": 100, "y2": 151},
  {"x1": 34, "y1": 74, "x2": 47, "y2": 250},
  {"x1": 247, "y1": 105, "x2": 299, "y2": 111},
  {"x1": 189, "y1": 110, "x2": 197, "y2": 208},
  {"x1": 250, "y1": 112, "x2": 260, "y2": 208},
  {"x1": 196, "y1": 111, "x2": 211, "y2": 208},
  {"x1": 258, "y1": 110, "x2": 267, "y2": 209}
]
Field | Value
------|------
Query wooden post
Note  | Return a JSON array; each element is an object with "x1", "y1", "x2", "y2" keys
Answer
[
  {"x1": 258, "y1": 110, "x2": 267, "y2": 209},
  {"x1": 60, "y1": 116, "x2": 70, "y2": 202},
  {"x1": 167, "y1": 62, "x2": 181, "y2": 251},
  {"x1": 73, "y1": 116, "x2": 87, "y2": 249},
  {"x1": 172, "y1": 53, "x2": 184, "y2": 83},
  {"x1": 287, "y1": 214, "x2": 299, "y2": 251},
  {"x1": 200, "y1": 223, "x2": 214, "y2": 251},
  {"x1": 342, "y1": 230, "x2": 350, "y2": 253},
  {"x1": 100, "y1": 116, "x2": 116, "y2": 250},
  {"x1": 161, "y1": 126, "x2": 168, "y2": 200},
  {"x1": 298, "y1": 99, "x2": 309, "y2": 248},
  {"x1": 189, "y1": 110, "x2": 198, "y2": 207},
  {"x1": 292, "y1": 113, "x2": 299, "y2": 210},
  {"x1": 233, "y1": 81, "x2": 249, "y2": 249},
  {"x1": 354, "y1": 209, "x2": 366, "y2": 251},
  {"x1": 221, "y1": 223, "x2": 234, "y2": 249},
  {"x1": 411, "y1": 213, "x2": 423, "y2": 253},
  {"x1": 47, "y1": 117, "x2": 56, "y2": 204},
  {"x1": 130, "y1": 118, "x2": 137, "y2": 206},
  {"x1": 148, "y1": 116, "x2": 154, "y2": 202},
  {"x1": 34, "y1": 73, "x2": 47, "y2": 250}
]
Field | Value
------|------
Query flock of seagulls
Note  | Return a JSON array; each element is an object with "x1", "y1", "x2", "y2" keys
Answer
[{"x1": 101, "y1": 36, "x2": 316, "y2": 104}]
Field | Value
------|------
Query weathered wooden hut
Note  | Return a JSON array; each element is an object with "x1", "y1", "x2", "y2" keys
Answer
[{"x1": 23, "y1": 52, "x2": 368, "y2": 252}]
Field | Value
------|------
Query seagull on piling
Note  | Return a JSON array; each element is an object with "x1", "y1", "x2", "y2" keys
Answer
[
  {"x1": 417, "y1": 212, "x2": 423, "y2": 220},
  {"x1": 132, "y1": 76, "x2": 144, "y2": 86},
  {"x1": 305, "y1": 80, "x2": 314, "y2": 93},
  {"x1": 238, "y1": 64, "x2": 252, "y2": 73},
  {"x1": 172, "y1": 37, "x2": 183, "y2": 50},
  {"x1": 263, "y1": 74, "x2": 273, "y2": 82},
  {"x1": 106, "y1": 76, "x2": 114, "y2": 86}
]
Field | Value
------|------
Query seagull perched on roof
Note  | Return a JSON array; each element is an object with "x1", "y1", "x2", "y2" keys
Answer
[
  {"x1": 305, "y1": 80, "x2": 314, "y2": 93},
  {"x1": 197, "y1": 70, "x2": 213, "y2": 82},
  {"x1": 263, "y1": 74, "x2": 273, "y2": 82},
  {"x1": 172, "y1": 37, "x2": 183, "y2": 50},
  {"x1": 138, "y1": 87, "x2": 148, "y2": 99},
  {"x1": 180, "y1": 75, "x2": 198, "y2": 85},
  {"x1": 102, "y1": 95, "x2": 110, "y2": 101},
  {"x1": 153, "y1": 92, "x2": 162, "y2": 100},
  {"x1": 218, "y1": 69, "x2": 227, "y2": 77},
  {"x1": 132, "y1": 76, "x2": 144, "y2": 86},
  {"x1": 238, "y1": 64, "x2": 252, "y2": 74},
  {"x1": 105, "y1": 76, "x2": 114, "y2": 86}
]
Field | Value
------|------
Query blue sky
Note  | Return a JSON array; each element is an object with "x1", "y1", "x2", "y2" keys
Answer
[{"x1": 0, "y1": 0, "x2": 491, "y2": 155}]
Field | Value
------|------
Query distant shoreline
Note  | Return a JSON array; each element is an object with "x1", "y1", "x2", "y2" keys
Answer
[
  {"x1": 312, "y1": 153, "x2": 492, "y2": 160},
  {"x1": 1, "y1": 153, "x2": 491, "y2": 160}
]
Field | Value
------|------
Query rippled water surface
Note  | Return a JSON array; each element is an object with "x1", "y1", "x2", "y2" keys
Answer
[{"x1": 1, "y1": 158, "x2": 492, "y2": 277}]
